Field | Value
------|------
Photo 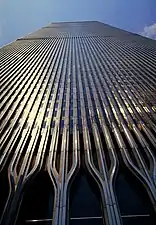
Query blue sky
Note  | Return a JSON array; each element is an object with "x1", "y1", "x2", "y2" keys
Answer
[{"x1": 0, "y1": 0, "x2": 156, "y2": 47}]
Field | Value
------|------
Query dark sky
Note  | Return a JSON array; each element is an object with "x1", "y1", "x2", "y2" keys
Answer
[{"x1": 0, "y1": 0, "x2": 156, "y2": 47}]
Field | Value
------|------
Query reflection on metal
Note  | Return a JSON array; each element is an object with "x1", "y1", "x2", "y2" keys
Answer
[
  {"x1": 26, "y1": 219, "x2": 53, "y2": 223},
  {"x1": 70, "y1": 217, "x2": 103, "y2": 220},
  {"x1": 0, "y1": 21, "x2": 156, "y2": 225}
]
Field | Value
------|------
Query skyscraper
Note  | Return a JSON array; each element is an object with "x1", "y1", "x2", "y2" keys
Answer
[{"x1": 0, "y1": 21, "x2": 156, "y2": 225}]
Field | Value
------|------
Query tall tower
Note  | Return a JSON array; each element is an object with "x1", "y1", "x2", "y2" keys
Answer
[{"x1": 0, "y1": 21, "x2": 156, "y2": 225}]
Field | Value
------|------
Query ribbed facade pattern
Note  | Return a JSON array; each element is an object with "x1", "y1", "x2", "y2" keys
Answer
[{"x1": 0, "y1": 21, "x2": 156, "y2": 225}]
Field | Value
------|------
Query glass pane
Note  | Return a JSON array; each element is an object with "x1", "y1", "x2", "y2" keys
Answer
[
  {"x1": 69, "y1": 168, "x2": 103, "y2": 221},
  {"x1": 16, "y1": 171, "x2": 54, "y2": 224},
  {"x1": 122, "y1": 216, "x2": 155, "y2": 225},
  {"x1": 0, "y1": 170, "x2": 10, "y2": 218},
  {"x1": 70, "y1": 218, "x2": 103, "y2": 225}
]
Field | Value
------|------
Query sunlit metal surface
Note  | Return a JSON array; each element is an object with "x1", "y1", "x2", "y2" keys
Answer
[{"x1": 0, "y1": 21, "x2": 156, "y2": 225}]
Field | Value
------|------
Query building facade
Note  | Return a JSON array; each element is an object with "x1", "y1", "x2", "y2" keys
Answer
[{"x1": 0, "y1": 21, "x2": 156, "y2": 225}]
